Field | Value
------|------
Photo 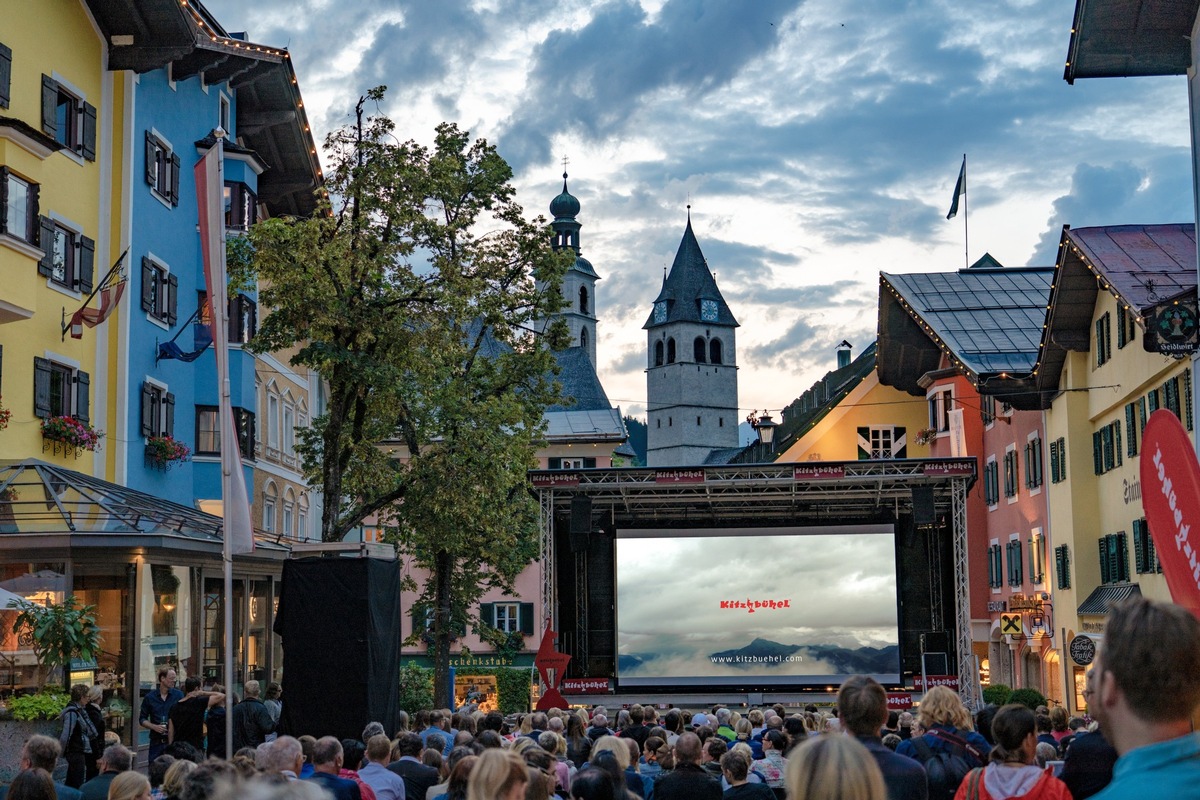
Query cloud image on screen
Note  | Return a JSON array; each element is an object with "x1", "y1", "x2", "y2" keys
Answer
[{"x1": 616, "y1": 526, "x2": 899, "y2": 687}]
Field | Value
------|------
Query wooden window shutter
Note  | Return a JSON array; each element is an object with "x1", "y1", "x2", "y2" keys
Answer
[
  {"x1": 33, "y1": 357, "x2": 51, "y2": 418},
  {"x1": 141, "y1": 257, "x2": 155, "y2": 311},
  {"x1": 165, "y1": 392, "x2": 175, "y2": 437},
  {"x1": 145, "y1": 132, "x2": 157, "y2": 185},
  {"x1": 519, "y1": 602, "x2": 535, "y2": 636},
  {"x1": 25, "y1": 183, "x2": 39, "y2": 243},
  {"x1": 584, "y1": 457, "x2": 596, "y2": 468},
  {"x1": 81, "y1": 102, "x2": 96, "y2": 161},
  {"x1": 37, "y1": 216, "x2": 54, "y2": 277},
  {"x1": 1099, "y1": 538, "x2": 1110, "y2": 584},
  {"x1": 856, "y1": 426, "x2": 870, "y2": 460},
  {"x1": 1126, "y1": 403, "x2": 1138, "y2": 455},
  {"x1": 479, "y1": 603, "x2": 495, "y2": 629},
  {"x1": 78, "y1": 236, "x2": 95, "y2": 294},
  {"x1": 140, "y1": 382, "x2": 154, "y2": 437},
  {"x1": 170, "y1": 152, "x2": 181, "y2": 206},
  {"x1": 166, "y1": 273, "x2": 179, "y2": 325},
  {"x1": 40, "y1": 75, "x2": 57, "y2": 137},
  {"x1": 74, "y1": 371, "x2": 90, "y2": 424},
  {"x1": 0, "y1": 343, "x2": 4, "y2": 394},
  {"x1": 0, "y1": 43, "x2": 11, "y2": 109},
  {"x1": 0, "y1": 167, "x2": 6, "y2": 235},
  {"x1": 1113, "y1": 421, "x2": 1122, "y2": 467},
  {"x1": 548, "y1": 457, "x2": 561, "y2": 469},
  {"x1": 1092, "y1": 431, "x2": 1103, "y2": 475},
  {"x1": 1117, "y1": 532, "x2": 1129, "y2": 582}
]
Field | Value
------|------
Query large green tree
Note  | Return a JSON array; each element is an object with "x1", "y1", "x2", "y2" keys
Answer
[{"x1": 234, "y1": 89, "x2": 571, "y2": 702}]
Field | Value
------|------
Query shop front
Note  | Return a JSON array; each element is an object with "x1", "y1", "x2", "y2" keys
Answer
[{"x1": 0, "y1": 460, "x2": 286, "y2": 755}]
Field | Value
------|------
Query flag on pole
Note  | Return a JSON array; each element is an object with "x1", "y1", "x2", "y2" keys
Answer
[
  {"x1": 946, "y1": 156, "x2": 966, "y2": 220},
  {"x1": 66, "y1": 250, "x2": 129, "y2": 339},
  {"x1": 195, "y1": 142, "x2": 255, "y2": 556}
]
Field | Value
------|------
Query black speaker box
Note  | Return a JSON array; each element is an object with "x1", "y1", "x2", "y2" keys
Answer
[
  {"x1": 569, "y1": 496, "x2": 592, "y2": 552},
  {"x1": 912, "y1": 485, "x2": 937, "y2": 526},
  {"x1": 275, "y1": 557, "x2": 403, "y2": 739}
]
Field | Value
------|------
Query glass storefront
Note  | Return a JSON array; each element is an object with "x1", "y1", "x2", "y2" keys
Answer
[
  {"x1": 73, "y1": 566, "x2": 135, "y2": 745},
  {"x1": 0, "y1": 563, "x2": 67, "y2": 690}
]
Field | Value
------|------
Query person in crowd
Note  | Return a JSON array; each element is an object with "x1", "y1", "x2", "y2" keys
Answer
[
  {"x1": 588, "y1": 751, "x2": 633, "y2": 800},
  {"x1": 168, "y1": 676, "x2": 223, "y2": 753},
  {"x1": 589, "y1": 736, "x2": 642, "y2": 799},
  {"x1": 700, "y1": 738, "x2": 727, "y2": 780},
  {"x1": 898, "y1": 713, "x2": 915, "y2": 741},
  {"x1": 78, "y1": 744, "x2": 132, "y2": 800},
  {"x1": 748, "y1": 730, "x2": 787, "y2": 790},
  {"x1": 140, "y1": 669, "x2": 183, "y2": 763},
  {"x1": 178, "y1": 758, "x2": 242, "y2": 800},
  {"x1": 588, "y1": 715, "x2": 613, "y2": 743},
  {"x1": 720, "y1": 751, "x2": 772, "y2": 800},
  {"x1": 881, "y1": 711, "x2": 901, "y2": 740},
  {"x1": 437, "y1": 755, "x2": 478, "y2": 800},
  {"x1": 148, "y1": 755, "x2": 176, "y2": 800},
  {"x1": 883, "y1": 735, "x2": 902, "y2": 752},
  {"x1": 160, "y1": 760, "x2": 195, "y2": 800},
  {"x1": 539, "y1": 731, "x2": 573, "y2": 792},
  {"x1": 952, "y1": 704, "x2": 1070, "y2": 800},
  {"x1": 786, "y1": 735, "x2": 886, "y2": 800},
  {"x1": 522, "y1": 748, "x2": 561, "y2": 800},
  {"x1": 713, "y1": 711, "x2": 736, "y2": 744},
  {"x1": 60, "y1": 683, "x2": 99, "y2": 789},
  {"x1": 567, "y1": 714, "x2": 594, "y2": 767},
  {"x1": 1047, "y1": 708, "x2": 1070, "y2": 746},
  {"x1": 838, "y1": 675, "x2": 928, "y2": 800},
  {"x1": 732, "y1": 720, "x2": 759, "y2": 760},
  {"x1": 338, "y1": 739, "x2": 377, "y2": 800},
  {"x1": 570, "y1": 767, "x2": 620, "y2": 800},
  {"x1": 264, "y1": 683, "x2": 283, "y2": 728},
  {"x1": 300, "y1": 735, "x2": 318, "y2": 779},
  {"x1": 107, "y1": 772, "x2": 152, "y2": 800},
  {"x1": 639, "y1": 737, "x2": 668, "y2": 783},
  {"x1": 1034, "y1": 743, "x2": 1058, "y2": 769},
  {"x1": 390, "y1": 733, "x2": 442, "y2": 800},
  {"x1": 205, "y1": 684, "x2": 228, "y2": 761},
  {"x1": 656, "y1": 733, "x2": 720, "y2": 800},
  {"x1": 466, "y1": 748, "x2": 527, "y2": 800},
  {"x1": 621, "y1": 707, "x2": 649, "y2": 750},
  {"x1": 6, "y1": 769, "x2": 56, "y2": 800},
  {"x1": 895, "y1": 685, "x2": 989, "y2": 800},
  {"x1": 360, "y1": 734, "x2": 407, "y2": 800},
  {"x1": 304, "y1": 736, "x2": 363, "y2": 800},
  {"x1": 0, "y1": 735, "x2": 82, "y2": 800},
  {"x1": 477, "y1": 731, "x2": 505, "y2": 751},
  {"x1": 1088, "y1": 597, "x2": 1200, "y2": 799},
  {"x1": 746, "y1": 710, "x2": 766, "y2": 740},
  {"x1": 261, "y1": 736, "x2": 305, "y2": 781},
  {"x1": 423, "y1": 748, "x2": 446, "y2": 784},
  {"x1": 1056, "y1": 717, "x2": 1087, "y2": 757},
  {"x1": 1058, "y1": 716, "x2": 1117, "y2": 800},
  {"x1": 1035, "y1": 716, "x2": 1057, "y2": 753},
  {"x1": 83, "y1": 685, "x2": 106, "y2": 781},
  {"x1": 233, "y1": 680, "x2": 276, "y2": 751}
]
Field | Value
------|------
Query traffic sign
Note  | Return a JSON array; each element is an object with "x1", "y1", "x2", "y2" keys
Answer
[
  {"x1": 1070, "y1": 635, "x2": 1096, "y2": 666},
  {"x1": 1000, "y1": 613, "x2": 1022, "y2": 636}
]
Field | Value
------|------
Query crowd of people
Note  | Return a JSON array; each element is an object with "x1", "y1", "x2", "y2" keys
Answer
[{"x1": 3, "y1": 596, "x2": 1196, "y2": 800}]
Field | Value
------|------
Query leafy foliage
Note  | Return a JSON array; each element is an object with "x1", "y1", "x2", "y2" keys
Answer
[
  {"x1": 397, "y1": 664, "x2": 530, "y2": 715},
  {"x1": 398, "y1": 662, "x2": 435, "y2": 716},
  {"x1": 7, "y1": 692, "x2": 68, "y2": 721},
  {"x1": 982, "y1": 683, "x2": 1012, "y2": 707},
  {"x1": 1007, "y1": 687, "x2": 1047, "y2": 710},
  {"x1": 8, "y1": 596, "x2": 101, "y2": 690}
]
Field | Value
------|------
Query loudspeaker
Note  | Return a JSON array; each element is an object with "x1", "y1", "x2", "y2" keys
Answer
[
  {"x1": 275, "y1": 558, "x2": 402, "y2": 739},
  {"x1": 569, "y1": 496, "x2": 592, "y2": 553},
  {"x1": 911, "y1": 485, "x2": 936, "y2": 526}
]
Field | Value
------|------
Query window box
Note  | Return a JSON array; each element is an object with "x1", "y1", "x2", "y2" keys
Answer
[
  {"x1": 144, "y1": 435, "x2": 190, "y2": 471},
  {"x1": 41, "y1": 415, "x2": 102, "y2": 455}
]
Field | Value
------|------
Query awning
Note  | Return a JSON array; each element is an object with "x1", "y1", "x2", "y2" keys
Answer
[{"x1": 1077, "y1": 582, "x2": 1141, "y2": 615}]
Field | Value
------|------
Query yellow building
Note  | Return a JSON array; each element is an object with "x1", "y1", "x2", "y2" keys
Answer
[
  {"x1": 772, "y1": 342, "x2": 930, "y2": 463},
  {"x1": 253, "y1": 342, "x2": 319, "y2": 541},
  {"x1": 1017, "y1": 224, "x2": 1190, "y2": 714},
  {"x1": 0, "y1": 0, "x2": 127, "y2": 476}
]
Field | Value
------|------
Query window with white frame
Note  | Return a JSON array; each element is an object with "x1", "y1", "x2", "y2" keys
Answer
[
  {"x1": 219, "y1": 94, "x2": 231, "y2": 136},
  {"x1": 928, "y1": 387, "x2": 954, "y2": 432},
  {"x1": 869, "y1": 426, "x2": 895, "y2": 459},
  {"x1": 298, "y1": 496, "x2": 308, "y2": 540},
  {"x1": 37, "y1": 217, "x2": 94, "y2": 293},
  {"x1": 283, "y1": 403, "x2": 295, "y2": 456},
  {"x1": 283, "y1": 489, "x2": 295, "y2": 537},
  {"x1": 263, "y1": 483, "x2": 277, "y2": 532},
  {"x1": 144, "y1": 131, "x2": 179, "y2": 206},
  {"x1": 33, "y1": 357, "x2": 89, "y2": 421},
  {"x1": 494, "y1": 603, "x2": 520, "y2": 633},
  {"x1": 267, "y1": 394, "x2": 279, "y2": 449},
  {"x1": 1028, "y1": 528, "x2": 1045, "y2": 584},
  {"x1": 140, "y1": 256, "x2": 177, "y2": 325},
  {"x1": 1, "y1": 168, "x2": 38, "y2": 244},
  {"x1": 41, "y1": 75, "x2": 96, "y2": 160},
  {"x1": 139, "y1": 381, "x2": 175, "y2": 438}
]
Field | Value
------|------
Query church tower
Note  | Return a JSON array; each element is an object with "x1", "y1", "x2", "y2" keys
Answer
[
  {"x1": 644, "y1": 212, "x2": 739, "y2": 466},
  {"x1": 538, "y1": 172, "x2": 599, "y2": 364}
]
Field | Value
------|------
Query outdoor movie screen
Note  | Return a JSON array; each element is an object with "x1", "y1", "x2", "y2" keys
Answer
[{"x1": 615, "y1": 525, "x2": 900, "y2": 687}]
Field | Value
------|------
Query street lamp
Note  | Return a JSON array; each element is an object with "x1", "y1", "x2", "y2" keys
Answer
[{"x1": 747, "y1": 410, "x2": 778, "y2": 461}]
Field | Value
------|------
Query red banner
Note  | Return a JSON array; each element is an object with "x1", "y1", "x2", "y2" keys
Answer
[
  {"x1": 887, "y1": 693, "x2": 913, "y2": 710},
  {"x1": 1140, "y1": 410, "x2": 1200, "y2": 619},
  {"x1": 914, "y1": 674, "x2": 959, "y2": 692}
]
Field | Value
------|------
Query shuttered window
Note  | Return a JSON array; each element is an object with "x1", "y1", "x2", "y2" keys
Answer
[
  {"x1": 1133, "y1": 518, "x2": 1159, "y2": 575},
  {"x1": 139, "y1": 382, "x2": 175, "y2": 438},
  {"x1": 1099, "y1": 532, "x2": 1129, "y2": 584},
  {"x1": 1055, "y1": 545, "x2": 1071, "y2": 590}
]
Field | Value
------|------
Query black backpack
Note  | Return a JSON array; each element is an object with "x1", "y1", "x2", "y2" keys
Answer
[{"x1": 909, "y1": 729, "x2": 984, "y2": 800}]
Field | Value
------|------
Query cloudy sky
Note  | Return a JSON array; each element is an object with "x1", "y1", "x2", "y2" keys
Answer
[
  {"x1": 615, "y1": 527, "x2": 897, "y2": 679},
  {"x1": 205, "y1": 0, "x2": 1194, "y2": 420}
]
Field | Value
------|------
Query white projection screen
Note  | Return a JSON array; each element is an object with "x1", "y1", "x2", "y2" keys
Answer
[{"x1": 615, "y1": 525, "x2": 900, "y2": 687}]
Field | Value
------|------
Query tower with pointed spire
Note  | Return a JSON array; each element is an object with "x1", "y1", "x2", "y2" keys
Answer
[
  {"x1": 643, "y1": 211, "x2": 740, "y2": 466},
  {"x1": 537, "y1": 172, "x2": 600, "y2": 364}
]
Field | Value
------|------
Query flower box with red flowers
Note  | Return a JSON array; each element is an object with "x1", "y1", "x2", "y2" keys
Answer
[
  {"x1": 41, "y1": 416, "x2": 104, "y2": 452},
  {"x1": 145, "y1": 435, "x2": 191, "y2": 469}
]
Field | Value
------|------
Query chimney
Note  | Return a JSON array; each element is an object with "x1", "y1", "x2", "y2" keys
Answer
[{"x1": 836, "y1": 340, "x2": 852, "y2": 369}]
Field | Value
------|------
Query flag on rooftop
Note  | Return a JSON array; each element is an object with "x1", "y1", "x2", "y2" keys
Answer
[{"x1": 946, "y1": 156, "x2": 966, "y2": 220}]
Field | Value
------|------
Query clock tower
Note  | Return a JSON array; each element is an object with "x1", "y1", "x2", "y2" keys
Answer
[{"x1": 644, "y1": 212, "x2": 740, "y2": 466}]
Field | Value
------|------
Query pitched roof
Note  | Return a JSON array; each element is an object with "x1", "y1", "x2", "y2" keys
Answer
[
  {"x1": 1023, "y1": 223, "x2": 1197, "y2": 409},
  {"x1": 767, "y1": 342, "x2": 879, "y2": 457},
  {"x1": 644, "y1": 220, "x2": 738, "y2": 329},
  {"x1": 548, "y1": 347, "x2": 613, "y2": 412},
  {"x1": 878, "y1": 263, "x2": 1053, "y2": 395}
]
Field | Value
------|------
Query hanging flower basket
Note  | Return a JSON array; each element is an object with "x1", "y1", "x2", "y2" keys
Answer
[
  {"x1": 145, "y1": 435, "x2": 191, "y2": 470},
  {"x1": 41, "y1": 416, "x2": 103, "y2": 453},
  {"x1": 0, "y1": 397, "x2": 11, "y2": 431},
  {"x1": 914, "y1": 428, "x2": 938, "y2": 446}
]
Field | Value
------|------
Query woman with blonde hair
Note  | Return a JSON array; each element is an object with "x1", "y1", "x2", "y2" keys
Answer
[
  {"x1": 896, "y1": 685, "x2": 990, "y2": 797},
  {"x1": 107, "y1": 770, "x2": 151, "y2": 800},
  {"x1": 785, "y1": 736, "x2": 886, "y2": 800},
  {"x1": 467, "y1": 748, "x2": 528, "y2": 800},
  {"x1": 161, "y1": 758, "x2": 196, "y2": 800},
  {"x1": 589, "y1": 736, "x2": 630, "y2": 770}
]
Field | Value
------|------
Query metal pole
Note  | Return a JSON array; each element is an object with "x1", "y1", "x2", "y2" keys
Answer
[{"x1": 962, "y1": 154, "x2": 969, "y2": 270}]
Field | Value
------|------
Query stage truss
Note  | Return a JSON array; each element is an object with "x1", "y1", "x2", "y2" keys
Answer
[{"x1": 532, "y1": 458, "x2": 979, "y2": 708}]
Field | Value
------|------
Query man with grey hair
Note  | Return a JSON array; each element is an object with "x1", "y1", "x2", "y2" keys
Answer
[
  {"x1": 78, "y1": 744, "x2": 132, "y2": 800},
  {"x1": 234, "y1": 680, "x2": 276, "y2": 751},
  {"x1": 363, "y1": 722, "x2": 387, "y2": 742},
  {"x1": 587, "y1": 713, "x2": 611, "y2": 741},
  {"x1": 0, "y1": 735, "x2": 81, "y2": 800},
  {"x1": 714, "y1": 709, "x2": 735, "y2": 742},
  {"x1": 304, "y1": 736, "x2": 362, "y2": 800},
  {"x1": 262, "y1": 736, "x2": 305, "y2": 780}
]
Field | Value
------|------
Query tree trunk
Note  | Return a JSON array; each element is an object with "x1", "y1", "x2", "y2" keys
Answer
[
  {"x1": 433, "y1": 549, "x2": 453, "y2": 708},
  {"x1": 320, "y1": 399, "x2": 346, "y2": 542}
]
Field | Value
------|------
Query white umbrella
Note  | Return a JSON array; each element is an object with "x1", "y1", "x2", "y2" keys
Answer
[{"x1": 0, "y1": 587, "x2": 27, "y2": 610}]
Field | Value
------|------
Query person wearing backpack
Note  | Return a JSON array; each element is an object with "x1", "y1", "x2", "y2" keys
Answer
[
  {"x1": 953, "y1": 704, "x2": 1071, "y2": 800},
  {"x1": 896, "y1": 687, "x2": 990, "y2": 800}
]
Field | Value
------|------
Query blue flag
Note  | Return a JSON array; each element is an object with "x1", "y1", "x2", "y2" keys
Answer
[{"x1": 946, "y1": 156, "x2": 966, "y2": 219}]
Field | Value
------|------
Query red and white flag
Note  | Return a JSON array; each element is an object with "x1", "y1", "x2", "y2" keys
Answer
[{"x1": 195, "y1": 141, "x2": 255, "y2": 556}]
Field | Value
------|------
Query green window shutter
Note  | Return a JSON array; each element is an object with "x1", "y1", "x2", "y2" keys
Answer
[
  {"x1": 1114, "y1": 421, "x2": 1122, "y2": 467},
  {"x1": 0, "y1": 43, "x2": 11, "y2": 109},
  {"x1": 141, "y1": 256, "x2": 155, "y2": 311},
  {"x1": 1049, "y1": 440, "x2": 1060, "y2": 483},
  {"x1": 1126, "y1": 403, "x2": 1138, "y2": 456},
  {"x1": 164, "y1": 392, "x2": 175, "y2": 438},
  {"x1": 1099, "y1": 538, "x2": 1111, "y2": 584},
  {"x1": 140, "y1": 382, "x2": 154, "y2": 437},
  {"x1": 1117, "y1": 532, "x2": 1129, "y2": 582},
  {"x1": 519, "y1": 602, "x2": 535, "y2": 636},
  {"x1": 1138, "y1": 396, "x2": 1148, "y2": 432},
  {"x1": 1093, "y1": 431, "x2": 1103, "y2": 475},
  {"x1": 78, "y1": 235, "x2": 95, "y2": 294},
  {"x1": 37, "y1": 216, "x2": 55, "y2": 277},
  {"x1": 166, "y1": 273, "x2": 178, "y2": 326},
  {"x1": 1185, "y1": 369, "x2": 1194, "y2": 431},
  {"x1": 1117, "y1": 307, "x2": 1127, "y2": 348},
  {"x1": 1056, "y1": 545, "x2": 1071, "y2": 590},
  {"x1": 857, "y1": 426, "x2": 870, "y2": 460},
  {"x1": 33, "y1": 357, "x2": 50, "y2": 418},
  {"x1": 41, "y1": 75, "x2": 57, "y2": 137},
  {"x1": 145, "y1": 132, "x2": 157, "y2": 185},
  {"x1": 987, "y1": 546, "x2": 995, "y2": 588},
  {"x1": 74, "y1": 371, "x2": 89, "y2": 424},
  {"x1": 1149, "y1": 389, "x2": 1160, "y2": 413},
  {"x1": 81, "y1": 102, "x2": 97, "y2": 161},
  {"x1": 170, "y1": 152, "x2": 181, "y2": 206},
  {"x1": 1133, "y1": 520, "x2": 1145, "y2": 574},
  {"x1": 548, "y1": 457, "x2": 562, "y2": 469},
  {"x1": 584, "y1": 457, "x2": 596, "y2": 468},
  {"x1": 479, "y1": 602, "x2": 495, "y2": 629}
]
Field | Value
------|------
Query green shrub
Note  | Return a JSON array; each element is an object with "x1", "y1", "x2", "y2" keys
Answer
[
  {"x1": 982, "y1": 683, "x2": 1012, "y2": 706},
  {"x1": 8, "y1": 692, "x2": 68, "y2": 721},
  {"x1": 398, "y1": 664, "x2": 533, "y2": 715},
  {"x1": 1007, "y1": 687, "x2": 1047, "y2": 710},
  {"x1": 398, "y1": 662, "x2": 434, "y2": 715}
]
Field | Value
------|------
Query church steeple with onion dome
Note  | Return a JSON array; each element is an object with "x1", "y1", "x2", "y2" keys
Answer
[{"x1": 540, "y1": 171, "x2": 600, "y2": 364}]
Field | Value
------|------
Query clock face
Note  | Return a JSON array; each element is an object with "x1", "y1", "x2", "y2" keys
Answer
[
  {"x1": 700, "y1": 299, "x2": 718, "y2": 322},
  {"x1": 653, "y1": 301, "x2": 667, "y2": 324}
]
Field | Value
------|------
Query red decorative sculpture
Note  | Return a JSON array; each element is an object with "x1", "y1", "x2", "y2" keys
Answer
[{"x1": 533, "y1": 621, "x2": 571, "y2": 710}]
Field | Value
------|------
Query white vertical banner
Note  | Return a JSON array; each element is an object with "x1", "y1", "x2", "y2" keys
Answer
[{"x1": 947, "y1": 408, "x2": 967, "y2": 457}]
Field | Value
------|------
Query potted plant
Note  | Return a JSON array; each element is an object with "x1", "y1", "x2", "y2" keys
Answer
[
  {"x1": 0, "y1": 397, "x2": 10, "y2": 430},
  {"x1": 7, "y1": 596, "x2": 101, "y2": 691},
  {"x1": 145, "y1": 435, "x2": 191, "y2": 469},
  {"x1": 914, "y1": 427, "x2": 938, "y2": 446},
  {"x1": 40, "y1": 416, "x2": 104, "y2": 453}
]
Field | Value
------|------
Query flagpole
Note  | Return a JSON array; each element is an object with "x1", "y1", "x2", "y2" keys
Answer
[
  {"x1": 60, "y1": 249, "x2": 128, "y2": 340},
  {"x1": 214, "y1": 127, "x2": 236, "y2": 762},
  {"x1": 962, "y1": 153, "x2": 968, "y2": 270}
]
